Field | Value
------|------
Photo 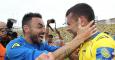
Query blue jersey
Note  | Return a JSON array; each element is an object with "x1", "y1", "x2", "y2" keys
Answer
[{"x1": 5, "y1": 36, "x2": 60, "y2": 60}]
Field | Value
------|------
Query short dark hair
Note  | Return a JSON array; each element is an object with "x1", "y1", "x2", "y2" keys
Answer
[
  {"x1": 22, "y1": 12, "x2": 42, "y2": 28},
  {"x1": 66, "y1": 3, "x2": 95, "y2": 21},
  {"x1": 48, "y1": 34, "x2": 53, "y2": 38}
]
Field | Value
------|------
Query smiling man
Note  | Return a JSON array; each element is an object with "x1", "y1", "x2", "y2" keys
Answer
[{"x1": 5, "y1": 13, "x2": 60, "y2": 60}]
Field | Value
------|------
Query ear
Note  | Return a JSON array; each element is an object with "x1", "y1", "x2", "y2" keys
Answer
[
  {"x1": 23, "y1": 25, "x2": 30, "y2": 33},
  {"x1": 78, "y1": 16, "x2": 87, "y2": 26}
]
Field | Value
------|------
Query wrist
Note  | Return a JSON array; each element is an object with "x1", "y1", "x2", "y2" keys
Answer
[{"x1": 73, "y1": 36, "x2": 84, "y2": 43}]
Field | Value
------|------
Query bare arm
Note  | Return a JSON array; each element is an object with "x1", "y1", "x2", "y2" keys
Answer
[
  {"x1": 52, "y1": 20, "x2": 96, "y2": 59},
  {"x1": 36, "y1": 35, "x2": 84, "y2": 60},
  {"x1": 36, "y1": 21, "x2": 96, "y2": 60},
  {"x1": 69, "y1": 49, "x2": 79, "y2": 60}
]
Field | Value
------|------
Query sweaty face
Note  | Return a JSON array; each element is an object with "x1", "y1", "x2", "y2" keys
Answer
[
  {"x1": 66, "y1": 13, "x2": 78, "y2": 37},
  {"x1": 29, "y1": 17, "x2": 45, "y2": 44}
]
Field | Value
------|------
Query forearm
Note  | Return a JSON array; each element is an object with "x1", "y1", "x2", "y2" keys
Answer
[
  {"x1": 52, "y1": 36, "x2": 84, "y2": 59},
  {"x1": 55, "y1": 55, "x2": 64, "y2": 60},
  {"x1": 69, "y1": 55, "x2": 79, "y2": 60},
  {"x1": 69, "y1": 51, "x2": 79, "y2": 60},
  {"x1": 58, "y1": 48, "x2": 79, "y2": 60}
]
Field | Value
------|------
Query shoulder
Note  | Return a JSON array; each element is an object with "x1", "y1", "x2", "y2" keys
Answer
[
  {"x1": 6, "y1": 36, "x2": 25, "y2": 49},
  {"x1": 93, "y1": 32, "x2": 115, "y2": 44}
]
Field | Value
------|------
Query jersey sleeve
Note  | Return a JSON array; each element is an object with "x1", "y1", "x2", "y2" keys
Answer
[
  {"x1": 96, "y1": 47, "x2": 114, "y2": 60},
  {"x1": 5, "y1": 43, "x2": 49, "y2": 60},
  {"x1": 44, "y1": 42, "x2": 60, "y2": 52}
]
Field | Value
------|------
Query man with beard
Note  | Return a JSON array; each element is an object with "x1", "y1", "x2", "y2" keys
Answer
[
  {"x1": 66, "y1": 3, "x2": 115, "y2": 60},
  {"x1": 5, "y1": 13, "x2": 60, "y2": 60},
  {"x1": 5, "y1": 12, "x2": 96, "y2": 60}
]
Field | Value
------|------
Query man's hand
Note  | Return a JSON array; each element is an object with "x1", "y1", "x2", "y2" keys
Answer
[
  {"x1": 36, "y1": 52, "x2": 55, "y2": 60},
  {"x1": 51, "y1": 20, "x2": 96, "y2": 59},
  {"x1": 69, "y1": 49, "x2": 79, "y2": 60},
  {"x1": 76, "y1": 20, "x2": 96, "y2": 41},
  {"x1": 48, "y1": 52, "x2": 55, "y2": 60}
]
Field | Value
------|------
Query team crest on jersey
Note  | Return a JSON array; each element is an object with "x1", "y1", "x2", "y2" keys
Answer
[
  {"x1": 101, "y1": 48, "x2": 111, "y2": 58},
  {"x1": 11, "y1": 43, "x2": 20, "y2": 48}
]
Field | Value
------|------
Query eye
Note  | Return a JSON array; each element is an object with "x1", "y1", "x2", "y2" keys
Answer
[
  {"x1": 38, "y1": 23, "x2": 45, "y2": 29},
  {"x1": 38, "y1": 25, "x2": 45, "y2": 29}
]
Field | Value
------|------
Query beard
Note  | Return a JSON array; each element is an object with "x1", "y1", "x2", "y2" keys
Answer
[
  {"x1": 72, "y1": 33, "x2": 77, "y2": 38},
  {"x1": 68, "y1": 30, "x2": 77, "y2": 38},
  {"x1": 30, "y1": 32, "x2": 44, "y2": 44}
]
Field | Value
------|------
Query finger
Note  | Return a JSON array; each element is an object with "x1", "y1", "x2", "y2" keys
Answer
[
  {"x1": 87, "y1": 25, "x2": 96, "y2": 32},
  {"x1": 86, "y1": 25, "x2": 96, "y2": 36},
  {"x1": 86, "y1": 20, "x2": 94, "y2": 28},
  {"x1": 89, "y1": 25, "x2": 97, "y2": 34},
  {"x1": 48, "y1": 52, "x2": 55, "y2": 60},
  {"x1": 89, "y1": 25, "x2": 96, "y2": 31},
  {"x1": 90, "y1": 28, "x2": 97, "y2": 35},
  {"x1": 36, "y1": 53, "x2": 49, "y2": 60}
]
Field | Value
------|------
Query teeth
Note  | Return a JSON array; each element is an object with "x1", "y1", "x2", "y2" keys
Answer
[
  {"x1": 40, "y1": 35, "x2": 44, "y2": 38},
  {"x1": 39, "y1": 37, "x2": 43, "y2": 40}
]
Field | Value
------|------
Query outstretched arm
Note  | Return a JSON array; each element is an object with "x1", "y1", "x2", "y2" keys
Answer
[
  {"x1": 52, "y1": 20, "x2": 96, "y2": 59},
  {"x1": 36, "y1": 20, "x2": 96, "y2": 60}
]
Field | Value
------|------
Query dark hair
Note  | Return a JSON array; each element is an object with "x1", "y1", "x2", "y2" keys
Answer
[
  {"x1": 22, "y1": 12, "x2": 42, "y2": 28},
  {"x1": 11, "y1": 32, "x2": 18, "y2": 38},
  {"x1": 66, "y1": 3, "x2": 95, "y2": 21},
  {"x1": 48, "y1": 34, "x2": 53, "y2": 38}
]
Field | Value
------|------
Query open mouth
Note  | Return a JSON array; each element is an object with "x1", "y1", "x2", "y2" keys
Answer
[
  {"x1": 37, "y1": 32, "x2": 45, "y2": 40},
  {"x1": 39, "y1": 35, "x2": 44, "y2": 39}
]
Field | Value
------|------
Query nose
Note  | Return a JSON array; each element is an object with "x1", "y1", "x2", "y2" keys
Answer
[{"x1": 42, "y1": 27, "x2": 45, "y2": 33}]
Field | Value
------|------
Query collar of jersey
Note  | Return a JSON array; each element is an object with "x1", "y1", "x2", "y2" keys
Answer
[{"x1": 90, "y1": 32, "x2": 100, "y2": 40}]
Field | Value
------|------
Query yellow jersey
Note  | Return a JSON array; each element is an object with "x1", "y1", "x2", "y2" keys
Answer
[{"x1": 79, "y1": 32, "x2": 115, "y2": 60}]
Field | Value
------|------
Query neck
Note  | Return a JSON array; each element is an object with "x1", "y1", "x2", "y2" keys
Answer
[{"x1": 24, "y1": 34, "x2": 33, "y2": 44}]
